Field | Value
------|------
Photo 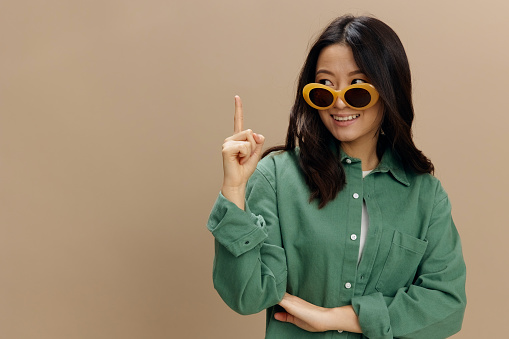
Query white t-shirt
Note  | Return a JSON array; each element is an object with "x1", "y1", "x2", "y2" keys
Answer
[{"x1": 359, "y1": 170, "x2": 373, "y2": 263}]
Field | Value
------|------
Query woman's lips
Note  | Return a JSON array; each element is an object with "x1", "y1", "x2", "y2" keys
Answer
[{"x1": 331, "y1": 114, "x2": 360, "y2": 126}]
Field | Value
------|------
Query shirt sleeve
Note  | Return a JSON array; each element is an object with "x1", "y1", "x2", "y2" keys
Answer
[
  {"x1": 351, "y1": 184, "x2": 467, "y2": 339},
  {"x1": 206, "y1": 166, "x2": 287, "y2": 315}
]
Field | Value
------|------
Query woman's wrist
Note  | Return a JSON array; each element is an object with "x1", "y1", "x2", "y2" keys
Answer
[
  {"x1": 221, "y1": 184, "x2": 246, "y2": 210},
  {"x1": 330, "y1": 305, "x2": 362, "y2": 333}
]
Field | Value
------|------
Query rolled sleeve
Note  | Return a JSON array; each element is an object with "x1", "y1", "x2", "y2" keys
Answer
[
  {"x1": 206, "y1": 160, "x2": 287, "y2": 316},
  {"x1": 352, "y1": 293, "x2": 393, "y2": 339},
  {"x1": 207, "y1": 192, "x2": 268, "y2": 257}
]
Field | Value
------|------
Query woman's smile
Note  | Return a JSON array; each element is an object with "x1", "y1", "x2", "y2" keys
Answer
[{"x1": 330, "y1": 113, "x2": 361, "y2": 127}]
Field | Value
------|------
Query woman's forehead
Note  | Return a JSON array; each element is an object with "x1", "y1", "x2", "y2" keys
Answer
[{"x1": 316, "y1": 44, "x2": 361, "y2": 75}]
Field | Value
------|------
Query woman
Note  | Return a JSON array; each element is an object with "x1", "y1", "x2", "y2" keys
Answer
[{"x1": 207, "y1": 15, "x2": 466, "y2": 338}]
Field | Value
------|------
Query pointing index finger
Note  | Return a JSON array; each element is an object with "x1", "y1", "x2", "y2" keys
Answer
[{"x1": 234, "y1": 95, "x2": 244, "y2": 134}]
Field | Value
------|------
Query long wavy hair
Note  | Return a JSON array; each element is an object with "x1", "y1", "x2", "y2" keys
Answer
[{"x1": 263, "y1": 15, "x2": 434, "y2": 209}]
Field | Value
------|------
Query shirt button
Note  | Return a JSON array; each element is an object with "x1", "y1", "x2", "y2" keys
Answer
[
  {"x1": 345, "y1": 282, "x2": 352, "y2": 289},
  {"x1": 337, "y1": 330, "x2": 344, "y2": 333},
  {"x1": 353, "y1": 193, "x2": 359, "y2": 199},
  {"x1": 350, "y1": 234, "x2": 357, "y2": 241},
  {"x1": 345, "y1": 158, "x2": 352, "y2": 164}
]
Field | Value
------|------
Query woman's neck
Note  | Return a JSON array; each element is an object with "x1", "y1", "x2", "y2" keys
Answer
[{"x1": 341, "y1": 139, "x2": 379, "y2": 171}]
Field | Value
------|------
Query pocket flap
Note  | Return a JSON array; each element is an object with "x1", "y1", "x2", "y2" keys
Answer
[{"x1": 392, "y1": 230, "x2": 428, "y2": 255}]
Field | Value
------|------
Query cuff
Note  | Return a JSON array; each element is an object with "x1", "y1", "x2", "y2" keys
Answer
[
  {"x1": 351, "y1": 292, "x2": 393, "y2": 339},
  {"x1": 207, "y1": 192, "x2": 268, "y2": 257}
]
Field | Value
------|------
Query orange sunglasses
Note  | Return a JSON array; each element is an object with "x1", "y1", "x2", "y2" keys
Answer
[{"x1": 303, "y1": 83, "x2": 380, "y2": 110}]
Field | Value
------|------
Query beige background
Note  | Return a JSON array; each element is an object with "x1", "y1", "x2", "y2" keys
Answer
[{"x1": 1, "y1": 0, "x2": 507, "y2": 338}]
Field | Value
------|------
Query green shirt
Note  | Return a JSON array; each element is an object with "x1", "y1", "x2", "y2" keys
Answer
[{"x1": 207, "y1": 148, "x2": 466, "y2": 338}]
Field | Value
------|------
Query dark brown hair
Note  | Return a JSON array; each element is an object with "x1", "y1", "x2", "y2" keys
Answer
[{"x1": 263, "y1": 15, "x2": 434, "y2": 208}]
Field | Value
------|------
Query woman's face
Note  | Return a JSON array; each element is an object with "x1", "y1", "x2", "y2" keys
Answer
[{"x1": 314, "y1": 44, "x2": 383, "y2": 150}]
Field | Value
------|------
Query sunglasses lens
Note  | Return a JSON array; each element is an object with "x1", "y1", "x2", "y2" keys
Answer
[
  {"x1": 309, "y1": 88, "x2": 334, "y2": 108},
  {"x1": 344, "y1": 88, "x2": 372, "y2": 108}
]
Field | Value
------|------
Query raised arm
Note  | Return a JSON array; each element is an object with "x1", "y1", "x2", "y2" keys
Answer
[{"x1": 207, "y1": 96, "x2": 287, "y2": 315}]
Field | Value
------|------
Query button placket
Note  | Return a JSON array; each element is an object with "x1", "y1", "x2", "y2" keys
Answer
[{"x1": 339, "y1": 158, "x2": 362, "y2": 304}]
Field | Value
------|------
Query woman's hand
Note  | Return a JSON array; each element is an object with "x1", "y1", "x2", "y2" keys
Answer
[
  {"x1": 275, "y1": 293, "x2": 362, "y2": 334},
  {"x1": 221, "y1": 96, "x2": 265, "y2": 210}
]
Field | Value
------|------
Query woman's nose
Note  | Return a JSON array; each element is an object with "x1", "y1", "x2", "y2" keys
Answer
[{"x1": 334, "y1": 95, "x2": 347, "y2": 109}]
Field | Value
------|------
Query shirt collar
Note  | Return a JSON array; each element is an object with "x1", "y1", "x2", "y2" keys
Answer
[{"x1": 339, "y1": 147, "x2": 410, "y2": 187}]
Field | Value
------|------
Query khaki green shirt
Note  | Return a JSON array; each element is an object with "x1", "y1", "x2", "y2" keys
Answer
[{"x1": 207, "y1": 148, "x2": 466, "y2": 338}]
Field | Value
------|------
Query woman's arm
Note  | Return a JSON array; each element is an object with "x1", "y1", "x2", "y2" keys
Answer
[
  {"x1": 275, "y1": 293, "x2": 362, "y2": 333},
  {"x1": 208, "y1": 160, "x2": 287, "y2": 315},
  {"x1": 208, "y1": 96, "x2": 286, "y2": 315}
]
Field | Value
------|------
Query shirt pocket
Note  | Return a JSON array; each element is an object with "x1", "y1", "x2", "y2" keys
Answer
[{"x1": 375, "y1": 230, "x2": 428, "y2": 297}]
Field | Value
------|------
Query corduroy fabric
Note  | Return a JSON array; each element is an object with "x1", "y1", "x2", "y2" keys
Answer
[{"x1": 207, "y1": 148, "x2": 466, "y2": 338}]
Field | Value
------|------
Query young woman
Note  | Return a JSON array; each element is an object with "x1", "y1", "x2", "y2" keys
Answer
[{"x1": 207, "y1": 15, "x2": 466, "y2": 338}]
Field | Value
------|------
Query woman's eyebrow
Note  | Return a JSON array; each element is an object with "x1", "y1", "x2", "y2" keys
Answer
[
  {"x1": 316, "y1": 69, "x2": 365, "y2": 76},
  {"x1": 315, "y1": 69, "x2": 335, "y2": 76},
  {"x1": 348, "y1": 69, "x2": 365, "y2": 76}
]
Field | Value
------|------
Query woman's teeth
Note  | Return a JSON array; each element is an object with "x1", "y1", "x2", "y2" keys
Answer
[{"x1": 332, "y1": 114, "x2": 360, "y2": 121}]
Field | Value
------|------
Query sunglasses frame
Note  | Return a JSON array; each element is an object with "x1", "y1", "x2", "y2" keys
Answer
[{"x1": 303, "y1": 83, "x2": 380, "y2": 111}]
